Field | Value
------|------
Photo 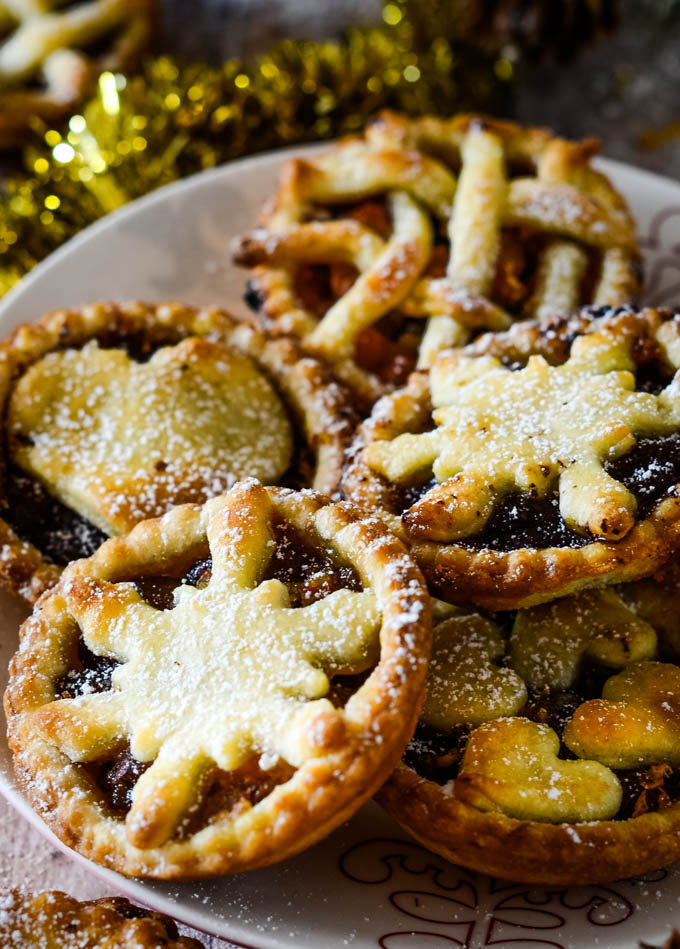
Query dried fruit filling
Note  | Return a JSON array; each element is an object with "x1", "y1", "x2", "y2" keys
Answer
[{"x1": 395, "y1": 431, "x2": 680, "y2": 550}]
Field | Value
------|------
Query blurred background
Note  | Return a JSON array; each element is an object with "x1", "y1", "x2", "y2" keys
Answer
[
  {"x1": 159, "y1": 0, "x2": 680, "y2": 174},
  {"x1": 3, "y1": 0, "x2": 680, "y2": 299}
]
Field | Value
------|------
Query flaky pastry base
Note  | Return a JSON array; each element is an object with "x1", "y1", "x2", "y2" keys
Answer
[
  {"x1": 0, "y1": 300, "x2": 354, "y2": 604},
  {"x1": 5, "y1": 485, "x2": 431, "y2": 878},
  {"x1": 0, "y1": 888, "x2": 202, "y2": 947},
  {"x1": 377, "y1": 763, "x2": 680, "y2": 886}
]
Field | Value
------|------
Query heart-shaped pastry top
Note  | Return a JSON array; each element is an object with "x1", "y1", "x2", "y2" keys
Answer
[
  {"x1": 563, "y1": 662, "x2": 680, "y2": 769},
  {"x1": 455, "y1": 718, "x2": 622, "y2": 823},
  {"x1": 8, "y1": 337, "x2": 293, "y2": 535}
]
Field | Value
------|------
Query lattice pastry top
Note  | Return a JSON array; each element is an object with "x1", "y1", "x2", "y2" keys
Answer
[
  {"x1": 342, "y1": 306, "x2": 680, "y2": 609},
  {"x1": 0, "y1": 0, "x2": 157, "y2": 147},
  {"x1": 233, "y1": 111, "x2": 639, "y2": 405},
  {"x1": 5, "y1": 480, "x2": 430, "y2": 878},
  {"x1": 0, "y1": 301, "x2": 354, "y2": 604},
  {"x1": 0, "y1": 889, "x2": 203, "y2": 947},
  {"x1": 378, "y1": 567, "x2": 680, "y2": 886}
]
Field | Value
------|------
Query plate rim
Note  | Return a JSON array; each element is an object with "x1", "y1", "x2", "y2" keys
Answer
[{"x1": 0, "y1": 141, "x2": 324, "y2": 318}]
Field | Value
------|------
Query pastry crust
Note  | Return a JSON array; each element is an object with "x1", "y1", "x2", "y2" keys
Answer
[
  {"x1": 0, "y1": 0, "x2": 158, "y2": 148},
  {"x1": 0, "y1": 300, "x2": 354, "y2": 604},
  {"x1": 377, "y1": 762, "x2": 680, "y2": 886},
  {"x1": 5, "y1": 481, "x2": 431, "y2": 878},
  {"x1": 466, "y1": 304, "x2": 680, "y2": 368},
  {"x1": 0, "y1": 888, "x2": 203, "y2": 947},
  {"x1": 377, "y1": 578, "x2": 680, "y2": 885},
  {"x1": 342, "y1": 307, "x2": 680, "y2": 610},
  {"x1": 233, "y1": 111, "x2": 640, "y2": 406}
]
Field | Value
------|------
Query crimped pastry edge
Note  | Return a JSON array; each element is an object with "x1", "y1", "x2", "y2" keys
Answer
[
  {"x1": 4, "y1": 485, "x2": 431, "y2": 879},
  {"x1": 377, "y1": 762, "x2": 680, "y2": 886}
]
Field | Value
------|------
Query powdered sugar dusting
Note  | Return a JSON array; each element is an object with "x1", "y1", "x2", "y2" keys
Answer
[{"x1": 8, "y1": 339, "x2": 294, "y2": 535}]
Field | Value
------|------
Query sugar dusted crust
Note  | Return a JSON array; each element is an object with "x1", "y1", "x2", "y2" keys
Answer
[
  {"x1": 379, "y1": 579, "x2": 680, "y2": 885},
  {"x1": 377, "y1": 762, "x2": 680, "y2": 886},
  {"x1": 0, "y1": 301, "x2": 355, "y2": 604},
  {"x1": 342, "y1": 307, "x2": 680, "y2": 610},
  {"x1": 233, "y1": 111, "x2": 640, "y2": 406},
  {"x1": 0, "y1": 888, "x2": 202, "y2": 947},
  {"x1": 410, "y1": 507, "x2": 680, "y2": 610},
  {"x1": 466, "y1": 304, "x2": 680, "y2": 369},
  {"x1": 5, "y1": 483, "x2": 431, "y2": 878}
]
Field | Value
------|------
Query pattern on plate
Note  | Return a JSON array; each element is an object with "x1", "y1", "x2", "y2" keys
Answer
[
  {"x1": 641, "y1": 205, "x2": 680, "y2": 305},
  {"x1": 339, "y1": 837, "x2": 674, "y2": 947}
]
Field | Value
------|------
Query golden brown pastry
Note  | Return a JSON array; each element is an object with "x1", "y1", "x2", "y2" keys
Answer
[
  {"x1": 377, "y1": 568, "x2": 680, "y2": 885},
  {"x1": 233, "y1": 111, "x2": 640, "y2": 406},
  {"x1": 0, "y1": 301, "x2": 354, "y2": 603},
  {"x1": 5, "y1": 480, "x2": 431, "y2": 878},
  {"x1": 0, "y1": 888, "x2": 202, "y2": 947},
  {"x1": 343, "y1": 306, "x2": 680, "y2": 609},
  {"x1": 0, "y1": 0, "x2": 157, "y2": 147}
]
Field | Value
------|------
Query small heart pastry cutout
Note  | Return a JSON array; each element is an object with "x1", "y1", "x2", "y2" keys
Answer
[
  {"x1": 456, "y1": 717, "x2": 622, "y2": 823},
  {"x1": 564, "y1": 661, "x2": 680, "y2": 769},
  {"x1": 8, "y1": 338, "x2": 293, "y2": 534}
]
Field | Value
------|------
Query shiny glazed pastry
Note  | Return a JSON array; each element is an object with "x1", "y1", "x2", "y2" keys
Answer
[
  {"x1": 233, "y1": 111, "x2": 640, "y2": 406},
  {"x1": 4, "y1": 480, "x2": 431, "y2": 878},
  {"x1": 0, "y1": 889, "x2": 203, "y2": 947},
  {"x1": 377, "y1": 566, "x2": 680, "y2": 885},
  {"x1": 343, "y1": 306, "x2": 680, "y2": 609},
  {"x1": 0, "y1": 301, "x2": 354, "y2": 604}
]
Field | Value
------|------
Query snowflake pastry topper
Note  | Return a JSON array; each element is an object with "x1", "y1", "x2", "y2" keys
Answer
[
  {"x1": 364, "y1": 329, "x2": 680, "y2": 542},
  {"x1": 35, "y1": 483, "x2": 381, "y2": 849}
]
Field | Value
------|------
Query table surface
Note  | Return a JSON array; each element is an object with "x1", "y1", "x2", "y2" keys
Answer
[{"x1": 1, "y1": 2, "x2": 679, "y2": 946}]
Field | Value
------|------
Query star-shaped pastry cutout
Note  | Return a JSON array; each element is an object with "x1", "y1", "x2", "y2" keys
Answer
[
  {"x1": 35, "y1": 487, "x2": 380, "y2": 849},
  {"x1": 364, "y1": 330, "x2": 680, "y2": 542}
]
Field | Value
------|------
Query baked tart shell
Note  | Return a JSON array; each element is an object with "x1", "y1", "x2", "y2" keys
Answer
[
  {"x1": 234, "y1": 111, "x2": 640, "y2": 406},
  {"x1": 343, "y1": 308, "x2": 680, "y2": 610},
  {"x1": 0, "y1": 300, "x2": 354, "y2": 604},
  {"x1": 5, "y1": 486, "x2": 431, "y2": 878},
  {"x1": 377, "y1": 763, "x2": 680, "y2": 886}
]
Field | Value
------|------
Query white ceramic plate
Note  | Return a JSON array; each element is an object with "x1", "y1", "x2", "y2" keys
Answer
[{"x1": 1, "y1": 148, "x2": 680, "y2": 949}]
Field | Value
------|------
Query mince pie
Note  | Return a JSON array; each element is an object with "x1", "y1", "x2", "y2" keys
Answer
[
  {"x1": 377, "y1": 570, "x2": 680, "y2": 885},
  {"x1": 343, "y1": 306, "x2": 680, "y2": 609},
  {"x1": 233, "y1": 111, "x2": 639, "y2": 406},
  {"x1": 0, "y1": 889, "x2": 202, "y2": 948},
  {"x1": 0, "y1": 0, "x2": 157, "y2": 147},
  {"x1": 4, "y1": 480, "x2": 430, "y2": 878},
  {"x1": 0, "y1": 301, "x2": 354, "y2": 603}
]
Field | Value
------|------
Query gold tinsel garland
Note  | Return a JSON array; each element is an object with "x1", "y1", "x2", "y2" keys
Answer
[{"x1": 0, "y1": 0, "x2": 513, "y2": 297}]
